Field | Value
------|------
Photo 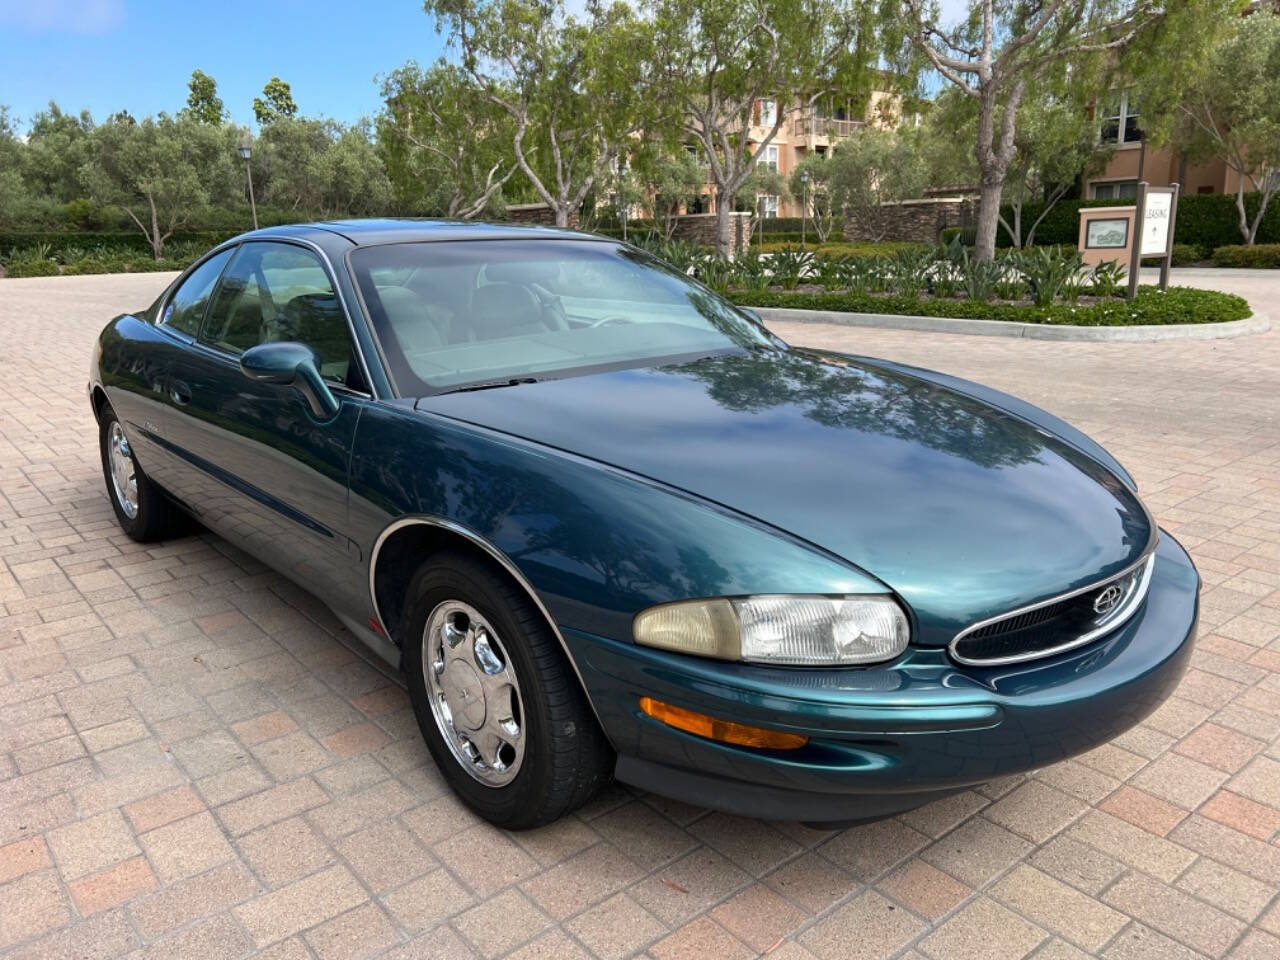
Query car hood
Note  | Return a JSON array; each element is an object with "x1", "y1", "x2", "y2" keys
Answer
[{"x1": 416, "y1": 348, "x2": 1154, "y2": 645}]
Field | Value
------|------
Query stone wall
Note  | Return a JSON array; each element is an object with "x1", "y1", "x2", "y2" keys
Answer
[
  {"x1": 504, "y1": 202, "x2": 579, "y2": 229},
  {"x1": 843, "y1": 196, "x2": 977, "y2": 244},
  {"x1": 668, "y1": 212, "x2": 754, "y2": 255}
]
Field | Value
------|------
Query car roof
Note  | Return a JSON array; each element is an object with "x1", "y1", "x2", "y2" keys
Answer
[{"x1": 236, "y1": 218, "x2": 605, "y2": 248}]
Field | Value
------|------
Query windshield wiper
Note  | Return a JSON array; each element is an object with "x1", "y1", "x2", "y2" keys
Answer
[{"x1": 433, "y1": 377, "x2": 540, "y2": 396}]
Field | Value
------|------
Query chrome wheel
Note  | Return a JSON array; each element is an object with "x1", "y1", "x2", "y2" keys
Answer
[
  {"x1": 107, "y1": 421, "x2": 138, "y2": 519},
  {"x1": 423, "y1": 600, "x2": 525, "y2": 786}
]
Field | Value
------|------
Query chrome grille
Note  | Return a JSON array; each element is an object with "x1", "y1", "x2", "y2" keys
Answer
[{"x1": 950, "y1": 553, "x2": 1156, "y2": 666}]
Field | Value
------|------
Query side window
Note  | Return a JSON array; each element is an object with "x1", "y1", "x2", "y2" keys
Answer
[
  {"x1": 162, "y1": 248, "x2": 233, "y2": 336},
  {"x1": 201, "y1": 242, "x2": 358, "y2": 385}
]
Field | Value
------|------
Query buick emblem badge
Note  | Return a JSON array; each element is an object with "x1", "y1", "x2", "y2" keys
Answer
[{"x1": 1093, "y1": 584, "x2": 1124, "y2": 616}]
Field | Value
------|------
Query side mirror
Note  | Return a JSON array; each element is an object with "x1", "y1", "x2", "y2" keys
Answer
[{"x1": 240, "y1": 342, "x2": 340, "y2": 419}]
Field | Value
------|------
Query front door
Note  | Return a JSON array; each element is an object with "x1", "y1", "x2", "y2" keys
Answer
[{"x1": 161, "y1": 239, "x2": 371, "y2": 615}]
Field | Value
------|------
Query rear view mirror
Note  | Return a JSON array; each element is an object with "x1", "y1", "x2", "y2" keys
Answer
[{"x1": 240, "y1": 342, "x2": 339, "y2": 419}]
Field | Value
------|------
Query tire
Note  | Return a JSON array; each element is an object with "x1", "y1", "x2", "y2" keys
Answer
[
  {"x1": 401, "y1": 550, "x2": 612, "y2": 828},
  {"x1": 99, "y1": 408, "x2": 185, "y2": 542}
]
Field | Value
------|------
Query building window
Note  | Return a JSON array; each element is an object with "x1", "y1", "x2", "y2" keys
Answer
[
  {"x1": 1091, "y1": 180, "x2": 1139, "y2": 200},
  {"x1": 760, "y1": 195, "x2": 779, "y2": 218},
  {"x1": 758, "y1": 98, "x2": 777, "y2": 128},
  {"x1": 761, "y1": 145, "x2": 779, "y2": 172},
  {"x1": 1100, "y1": 93, "x2": 1141, "y2": 145}
]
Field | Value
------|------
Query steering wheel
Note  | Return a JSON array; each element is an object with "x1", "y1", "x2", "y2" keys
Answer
[{"x1": 589, "y1": 315, "x2": 631, "y2": 328}]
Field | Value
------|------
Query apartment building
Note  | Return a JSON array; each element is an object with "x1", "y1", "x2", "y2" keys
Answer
[
  {"x1": 1083, "y1": 1, "x2": 1277, "y2": 201},
  {"x1": 1082, "y1": 89, "x2": 1250, "y2": 200},
  {"x1": 679, "y1": 91, "x2": 901, "y2": 220}
]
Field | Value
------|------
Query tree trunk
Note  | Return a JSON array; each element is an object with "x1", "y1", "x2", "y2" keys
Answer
[
  {"x1": 554, "y1": 203, "x2": 570, "y2": 228},
  {"x1": 1236, "y1": 178, "x2": 1252, "y2": 244},
  {"x1": 148, "y1": 196, "x2": 164, "y2": 261},
  {"x1": 714, "y1": 201, "x2": 733, "y2": 259},
  {"x1": 973, "y1": 178, "x2": 1004, "y2": 262}
]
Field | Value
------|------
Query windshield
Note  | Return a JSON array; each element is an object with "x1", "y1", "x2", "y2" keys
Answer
[{"x1": 348, "y1": 239, "x2": 776, "y2": 394}]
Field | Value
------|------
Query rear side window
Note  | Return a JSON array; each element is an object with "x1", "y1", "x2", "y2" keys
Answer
[{"x1": 162, "y1": 248, "x2": 233, "y2": 336}]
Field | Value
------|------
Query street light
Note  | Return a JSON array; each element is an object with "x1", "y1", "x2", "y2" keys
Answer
[
  {"x1": 800, "y1": 170, "x2": 810, "y2": 250},
  {"x1": 238, "y1": 137, "x2": 259, "y2": 231}
]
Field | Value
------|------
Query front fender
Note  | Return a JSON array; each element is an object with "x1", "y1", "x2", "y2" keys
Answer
[{"x1": 348, "y1": 402, "x2": 891, "y2": 644}]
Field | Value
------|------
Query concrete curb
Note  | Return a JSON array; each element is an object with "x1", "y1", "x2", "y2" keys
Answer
[{"x1": 754, "y1": 306, "x2": 1272, "y2": 342}]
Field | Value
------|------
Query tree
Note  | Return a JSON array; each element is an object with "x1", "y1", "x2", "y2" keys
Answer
[
  {"x1": 828, "y1": 127, "x2": 928, "y2": 242},
  {"x1": 0, "y1": 106, "x2": 29, "y2": 228},
  {"x1": 1000, "y1": 92, "x2": 1111, "y2": 247},
  {"x1": 253, "y1": 76, "x2": 299, "y2": 126},
  {"x1": 84, "y1": 114, "x2": 238, "y2": 259},
  {"x1": 378, "y1": 60, "x2": 514, "y2": 218},
  {"x1": 648, "y1": 0, "x2": 876, "y2": 257},
  {"x1": 185, "y1": 69, "x2": 226, "y2": 125},
  {"x1": 789, "y1": 151, "x2": 839, "y2": 242},
  {"x1": 1165, "y1": 11, "x2": 1280, "y2": 244},
  {"x1": 926, "y1": 80, "x2": 1111, "y2": 247},
  {"x1": 428, "y1": 0, "x2": 655, "y2": 228},
  {"x1": 23, "y1": 102, "x2": 95, "y2": 202},
  {"x1": 733, "y1": 162, "x2": 788, "y2": 212},
  {"x1": 896, "y1": 1, "x2": 1212, "y2": 261},
  {"x1": 644, "y1": 147, "x2": 708, "y2": 238},
  {"x1": 256, "y1": 117, "x2": 394, "y2": 218},
  {"x1": 313, "y1": 122, "x2": 396, "y2": 217}
]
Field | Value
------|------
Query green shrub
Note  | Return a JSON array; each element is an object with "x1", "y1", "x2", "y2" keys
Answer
[
  {"x1": 1090, "y1": 261, "x2": 1126, "y2": 298},
  {"x1": 940, "y1": 226, "x2": 977, "y2": 246},
  {"x1": 1012, "y1": 247, "x2": 1085, "y2": 306},
  {"x1": 957, "y1": 255, "x2": 1005, "y2": 303},
  {"x1": 768, "y1": 246, "x2": 816, "y2": 289},
  {"x1": 4, "y1": 258, "x2": 61, "y2": 277},
  {"x1": 731, "y1": 285, "x2": 1250, "y2": 327},
  {"x1": 1142, "y1": 243, "x2": 1206, "y2": 267},
  {"x1": 1211, "y1": 243, "x2": 1280, "y2": 268},
  {"x1": 758, "y1": 217, "x2": 842, "y2": 234}
]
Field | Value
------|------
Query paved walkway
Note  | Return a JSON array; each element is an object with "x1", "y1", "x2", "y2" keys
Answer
[{"x1": 1, "y1": 271, "x2": 1278, "y2": 959}]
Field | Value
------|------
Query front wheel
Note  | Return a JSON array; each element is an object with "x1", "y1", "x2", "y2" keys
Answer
[
  {"x1": 98, "y1": 408, "x2": 185, "y2": 542},
  {"x1": 401, "y1": 551, "x2": 612, "y2": 828}
]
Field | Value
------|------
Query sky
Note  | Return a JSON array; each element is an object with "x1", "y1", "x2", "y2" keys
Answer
[
  {"x1": 0, "y1": 0, "x2": 450, "y2": 130},
  {"x1": 0, "y1": 0, "x2": 973, "y2": 133}
]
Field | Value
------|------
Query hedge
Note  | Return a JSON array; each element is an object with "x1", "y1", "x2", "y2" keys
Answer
[
  {"x1": 1211, "y1": 244, "x2": 1280, "y2": 268},
  {"x1": 0, "y1": 230, "x2": 237, "y2": 259},
  {"x1": 995, "y1": 192, "x2": 1280, "y2": 250},
  {"x1": 731, "y1": 285, "x2": 1251, "y2": 327},
  {"x1": 3, "y1": 255, "x2": 194, "y2": 278},
  {"x1": 756, "y1": 241, "x2": 922, "y2": 257}
]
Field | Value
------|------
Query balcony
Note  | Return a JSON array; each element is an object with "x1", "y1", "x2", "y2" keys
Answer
[{"x1": 792, "y1": 115, "x2": 864, "y2": 140}]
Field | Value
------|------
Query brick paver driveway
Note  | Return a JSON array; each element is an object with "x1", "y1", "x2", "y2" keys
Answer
[{"x1": 2, "y1": 272, "x2": 1279, "y2": 960}]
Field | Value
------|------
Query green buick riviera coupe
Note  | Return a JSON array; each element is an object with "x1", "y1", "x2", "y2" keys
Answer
[{"x1": 90, "y1": 221, "x2": 1199, "y2": 828}]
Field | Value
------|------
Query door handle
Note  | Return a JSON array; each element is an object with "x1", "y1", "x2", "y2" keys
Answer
[{"x1": 169, "y1": 381, "x2": 192, "y2": 406}]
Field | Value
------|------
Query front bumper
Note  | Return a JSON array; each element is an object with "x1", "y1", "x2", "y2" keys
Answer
[{"x1": 564, "y1": 531, "x2": 1199, "y2": 823}]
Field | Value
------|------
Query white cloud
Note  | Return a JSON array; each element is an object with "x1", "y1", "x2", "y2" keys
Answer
[{"x1": 0, "y1": 0, "x2": 124, "y2": 34}]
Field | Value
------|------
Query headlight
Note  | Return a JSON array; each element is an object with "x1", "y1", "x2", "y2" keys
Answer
[{"x1": 633, "y1": 595, "x2": 910, "y2": 666}]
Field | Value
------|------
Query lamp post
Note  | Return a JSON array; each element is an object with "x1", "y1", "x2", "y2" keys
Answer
[
  {"x1": 800, "y1": 171, "x2": 809, "y2": 250},
  {"x1": 238, "y1": 137, "x2": 258, "y2": 231}
]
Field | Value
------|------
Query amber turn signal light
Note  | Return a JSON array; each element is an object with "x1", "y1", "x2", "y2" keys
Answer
[{"x1": 639, "y1": 697, "x2": 808, "y2": 750}]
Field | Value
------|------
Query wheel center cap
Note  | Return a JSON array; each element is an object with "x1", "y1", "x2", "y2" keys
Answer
[{"x1": 440, "y1": 659, "x2": 486, "y2": 731}]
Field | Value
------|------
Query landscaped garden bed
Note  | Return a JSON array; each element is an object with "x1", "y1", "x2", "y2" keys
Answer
[
  {"x1": 625, "y1": 239, "x2": 1253, "y2": 328},
  {"x1": 731, "y1": 285, "x2": 1251, "y2": 327}
]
